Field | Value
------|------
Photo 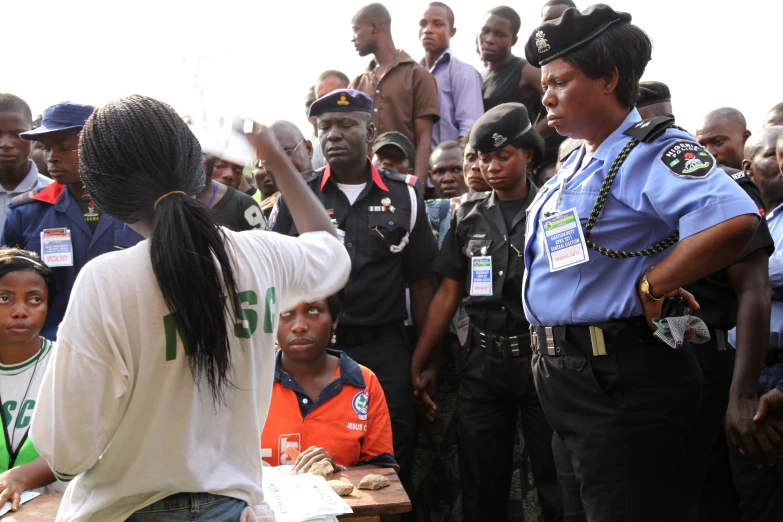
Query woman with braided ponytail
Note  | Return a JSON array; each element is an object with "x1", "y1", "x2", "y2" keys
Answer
[
  {"x1": 519, "y1": 5, "x2": 762, "y2": 522},
  {"x1": 28, "y1": 95, "x2": 350, "y2": 522}
]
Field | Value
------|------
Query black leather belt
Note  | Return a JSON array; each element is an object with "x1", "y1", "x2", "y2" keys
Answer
[
  {"x1": 335, "y1": 323, "x2": 401, "y2": 347},
  {"x1": 471, "y1": 325, "x2": 530, "y2": 358},
  {"x1": 530, "y1": 316, "x2": 656, "y2": 357}
]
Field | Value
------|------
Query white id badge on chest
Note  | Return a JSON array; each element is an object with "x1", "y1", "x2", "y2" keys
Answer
[
  {"x1": 470, "y1": 256, "x2": 493, "y2": 296},
  {"x1": 541, "y1": 208, "x2": 589, "y2": 272},
  {"x1": 40, "y1": 228, "x2": 74, "y2": 267}
]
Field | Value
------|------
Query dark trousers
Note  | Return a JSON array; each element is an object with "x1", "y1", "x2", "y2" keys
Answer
[
  {"x1": 726, "y1": 361, "x2": 783, "y2": 522},
  {"x1": 458, "y1": 344, "x2": 562, "y2": 522},
  {"x1": 339, "y1": 330, "x2": 415, "y2": 494},
  {"x1": 690, "y1": 344, "x2": 740, "y2": 522},
  {"x1": 533, "y1": 340, "x2": 702, "y2": 522}
]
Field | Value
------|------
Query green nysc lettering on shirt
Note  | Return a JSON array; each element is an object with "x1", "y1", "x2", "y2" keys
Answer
[{"x1": 164, "y1": 287, "x2": 276, "y2": 361}]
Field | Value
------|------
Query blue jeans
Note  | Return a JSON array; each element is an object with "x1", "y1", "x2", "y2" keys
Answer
[
  {"x1": 726, "y1": 362, "x2": 783, "y2": 522},
  {"x1": 126, "y1": 493, "x2": 247, "y2": 522}
]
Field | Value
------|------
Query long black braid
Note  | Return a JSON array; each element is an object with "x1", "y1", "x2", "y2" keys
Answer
[{"x1": 79, "y1": 95, "x2": 241, "y2": 406}]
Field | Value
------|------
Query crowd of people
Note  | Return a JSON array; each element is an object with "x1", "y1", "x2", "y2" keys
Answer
[{"x1": 0, "y1": 1, "x2": 782, "y2": 521}]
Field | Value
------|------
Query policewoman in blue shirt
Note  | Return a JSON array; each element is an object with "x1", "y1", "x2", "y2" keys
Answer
[
  {"x1": 522, "y1": 5, "x2": 761, "y2": 522},
  {"x1": 0, "y1": 102, "x2": 142, "y2": 340}
]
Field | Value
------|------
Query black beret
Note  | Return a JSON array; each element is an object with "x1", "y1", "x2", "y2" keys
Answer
[
  {"x1": 308, "y1": 88, "x2": 373, "y2": 118},
  {"x1": 524, "y1": 4, "x2": 632, "y2": 68},
  {"x1": 469, "y1": 103, "x2": 533, "y2": 154},
  {"x1": 636, "y1": 81, "x2": 671, "y2": 108}
]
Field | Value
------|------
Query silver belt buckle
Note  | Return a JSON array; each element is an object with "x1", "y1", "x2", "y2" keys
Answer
[
  {"x1": 589, "y1": 326, "x2": 607, "y2": 356},
  {"x1": 530, "y1": 326, "x2": 539, "y2": 351},
  {"x1": 545, "y1": 327, "x2": 556, "y2": 356},
  {"x1": 496, "y1": 335, "x2": 505, "y2": 356}
]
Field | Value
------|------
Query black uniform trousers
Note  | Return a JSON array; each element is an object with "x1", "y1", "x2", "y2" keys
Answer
[
  {"x1": 533, "y1": 336, "x2": 702, "y2": 522},
  {"x1": 458, "y1": 340, "x2": 561, "y2": 521},
  {"x1": 337, "y1": 325, "x2": 415, "y2": 493},
  {"x1": 689, "y1": 339, "x2": 741, "y2": 522}
]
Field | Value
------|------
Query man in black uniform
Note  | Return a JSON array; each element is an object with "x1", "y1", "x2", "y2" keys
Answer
[
  {"x1": 268, "y1": 89, "x2": 439, "y2": 493},
  {"x1": 639, "y1": 83, "x2": 775, "y2": 522}
]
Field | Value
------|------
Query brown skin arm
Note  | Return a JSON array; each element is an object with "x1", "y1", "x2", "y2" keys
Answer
[
  {"x1": 246, "y1": 126, "x2": 336, "y2": 237},
  {"x1": 411, "y1": 277, "x2": 464, "y2": 386},
  {"x1": 726, "y1": 248, "x2": 783, "y2": 466},
  {"x1": 0, "y1": 457, "x2": 56, "y2": 512},
  {"x1": 641, "y1": 215, "x2": 759, "y2": 327},
  {"x1": 411, "y1": 277, "x2": 463, "y2": 421},
  {"x1": 414, "y1": 117, "x2": 434, "y2": 190}
]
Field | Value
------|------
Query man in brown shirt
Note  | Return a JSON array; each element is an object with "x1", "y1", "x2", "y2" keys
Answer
[{"x1": 349, "y1": 2, "x2": 440, "y2": 188}]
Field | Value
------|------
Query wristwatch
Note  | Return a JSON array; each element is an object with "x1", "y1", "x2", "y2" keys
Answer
[{"x1": 639, "y1": 269, "x2": 664, "y2": 302}]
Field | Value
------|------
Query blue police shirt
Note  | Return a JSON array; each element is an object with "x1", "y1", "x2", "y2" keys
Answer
[
  {"x1": 1, "y1": 184, "x2": 143, "y2": 340},
  {"x1": 729, "y1": 202, "x2": 783, "y2": 351},
  {"x1": 523, "y1": 109, "x2": 760, "y2": 326}
]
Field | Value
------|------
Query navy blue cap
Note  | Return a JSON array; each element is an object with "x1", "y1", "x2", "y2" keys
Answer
[
  {"x1": 636, "y1": 81, "x2": 671, "y2": 108},
  {"x1": 308, "y1": 89, "x2": 373, "y2": 118},
  {"x1": 372, "y1": 132, "x2": 415, "y2": 164},
  {"x1": 524, "y1": 4, "x2": 632, "y2": 68},
  {"x1": 20, "y1": 102, "x2": 95, "y2": 140}
]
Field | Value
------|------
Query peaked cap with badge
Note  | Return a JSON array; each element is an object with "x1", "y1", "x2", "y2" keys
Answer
[
  {"x1": 524, "y1": 4, "x2": 633, "y2": 68},
  {"x1": 469, "y1": 103, "x2": 533, "y2": 154},
  {"x1": 308, "y1": 88, "x2": 373, "y2": 118}
]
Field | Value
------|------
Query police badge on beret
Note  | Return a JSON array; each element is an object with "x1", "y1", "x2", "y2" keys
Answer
[{"x1": 660, "y1": 141, "x2": 714, "y2": 178}]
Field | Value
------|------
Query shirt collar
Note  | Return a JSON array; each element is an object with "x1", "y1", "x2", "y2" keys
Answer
[
  {"x1": 419, "y1": 47, "x2": 452, "y2": 72},
  {"x1": 273, "y1": 348, "x2": 366, "y2": 388},
  {"x1": 0, "y1": 161, "x2": 41, "y2": 195},
  {"x1": 367, "y1": 49, "x2": 416, "y2": 72},
  {"x1": 592, "y1": 109, "x2": 642, "y2": 162},
  {"x1": 321, "y1": 158, "x2": 389, "y2": 193}
]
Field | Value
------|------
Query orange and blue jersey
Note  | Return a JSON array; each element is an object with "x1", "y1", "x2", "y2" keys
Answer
[
  {"x1": 262, "y1": 349, "x2": 398, "y2": 470},
  {"x1": 0, "y1": 183, "x2": 142, "y2": 340}
]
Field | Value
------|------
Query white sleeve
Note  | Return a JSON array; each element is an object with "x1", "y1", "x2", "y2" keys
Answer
[
  {"x1": 255, "y1": 231, "x2": 351, "y2": 313},
  {"x1": 30, "y1": 263, "x2": 128, "y2": 483}
]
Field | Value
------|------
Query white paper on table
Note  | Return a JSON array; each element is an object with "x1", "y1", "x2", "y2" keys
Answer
[
  {"x1": 0, "y1": 491, "x2": 40, "y2": 517},
  {"x1": 261, "y1": 468, "x2": 352, "y2": 522}
]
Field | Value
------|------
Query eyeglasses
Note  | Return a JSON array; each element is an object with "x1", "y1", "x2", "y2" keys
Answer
[{"x1": 283, "y1": 139, "x2": 306, "y2": 157}]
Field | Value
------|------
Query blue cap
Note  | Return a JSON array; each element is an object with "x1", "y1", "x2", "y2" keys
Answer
[
  {"x1": 20, "y1": 102, "x2": 95, "y2": 140},
  {"x1": 308, "y1": 89, "x2": 373, "y2": 119}
]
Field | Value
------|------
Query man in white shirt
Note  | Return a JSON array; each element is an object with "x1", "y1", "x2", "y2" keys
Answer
[{"x1": 0, "y1": 95, "x2": 52, "y2": 226}]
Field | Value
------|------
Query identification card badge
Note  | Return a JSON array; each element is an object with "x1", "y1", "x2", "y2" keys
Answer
[
  {"x1": 541, "y1": 208, "x2": 589, "y2": 272},
  {"x1": 470, "y1": 256, "x2": 492, "y2": 296},
  {"x1": 40, "y1": 228, "x2": 74, "y2": 267},
  {"x1": 451, "y1": 307, "x2": 470, "y2": 346}
]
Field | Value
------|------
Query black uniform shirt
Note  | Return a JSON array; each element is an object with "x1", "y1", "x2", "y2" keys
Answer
[
  {"x1": 269, "y1": 162, "x2": 438, "y2": 326},
  {"x1": 686, "y1": 168, "x2": 774, "y2": 329},
  {"x1": 212, "y1": 186, "x2": 264, "y2": 231},
  {"x1": 436, "y1": 182, "x2": 538, "y2": 334}
]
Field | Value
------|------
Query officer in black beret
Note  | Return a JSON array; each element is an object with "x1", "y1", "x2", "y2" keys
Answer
[
  {"x1": 636, "y1": 81, "x2": 673, "y2": 119},
  {"x1": 411, "y1": 103, "x2": 563, "y2": 521},
  {"x1": 521, "y1": 4, "x2": 762, "y2": 522},
  {"x1": 268, "y1": 88, "x2": 439, "y2": 495}
]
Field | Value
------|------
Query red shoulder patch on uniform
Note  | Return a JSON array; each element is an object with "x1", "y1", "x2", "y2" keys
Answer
[{"x1": 32, "y1": 183, "x2": 65, "y2": 205}]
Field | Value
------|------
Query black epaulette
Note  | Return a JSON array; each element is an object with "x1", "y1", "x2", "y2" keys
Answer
[
  {"x1": 460, "y1": 191, "x2": 491, "y2": 204},
  {"x1": 302, "y1": 167, "x2": 324, "y2": 184},
  {"x1": 622, "y1": 116, "x2": 675, "y2": 143},
  {"x1": 379, "y1": 169, "x2": 424, "y2": 192},
  {"x1": 720, "y1": 165, "x2": 751, "y2": 185},
  {"x1": 8, "y1": 188, "x2": 43, "y2": 209}
]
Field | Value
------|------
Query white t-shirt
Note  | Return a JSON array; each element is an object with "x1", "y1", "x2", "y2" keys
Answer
[
  {"x1": 30, "y1": 230, "x2": 350, "y2": 522},
  {"x1": 335, "y1": 182, "x2": 367, "y2": 206}
]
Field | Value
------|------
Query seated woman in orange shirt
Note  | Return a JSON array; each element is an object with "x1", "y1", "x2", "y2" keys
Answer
[{"x1": 262, "y1": 296, "x2": 398, "y2": 473}]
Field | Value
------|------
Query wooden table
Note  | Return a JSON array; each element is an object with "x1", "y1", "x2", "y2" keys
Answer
[
  {"x1": 0, "y1": 468, "x2": 410, "y2": 521},
  {"x1": 335, "y1": 467, "x2": 411, "y2": 520}
]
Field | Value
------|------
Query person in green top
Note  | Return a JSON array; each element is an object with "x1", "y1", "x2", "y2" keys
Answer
[{"x1": 0, "y1": 248, "x2": 57, "y2": 512}]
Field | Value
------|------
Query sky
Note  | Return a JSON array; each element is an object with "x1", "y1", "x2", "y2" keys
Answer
[{"x1": 6, "y1": 0, "x2": 782, "y2": 139}]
